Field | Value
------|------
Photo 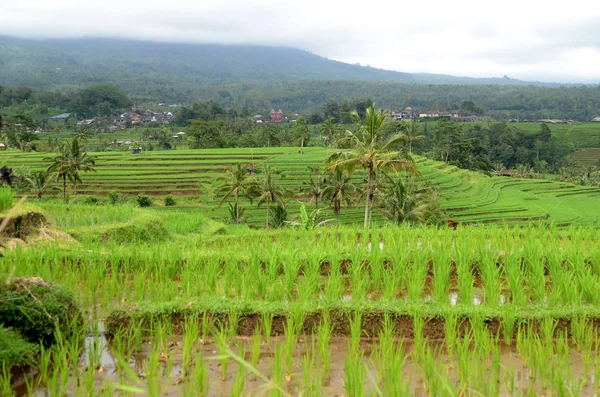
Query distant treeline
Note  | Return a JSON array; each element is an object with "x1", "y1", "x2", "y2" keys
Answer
[{"x1": 3, "y1": 81, "x2": 599, "y2": 124}]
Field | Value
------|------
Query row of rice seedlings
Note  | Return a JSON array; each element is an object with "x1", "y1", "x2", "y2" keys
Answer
[
  {"x1": 10, "y1": 311, "x2": 600, "y2": 396},
  {"x1": 5, "y1": 226, "x2": 600, "y2": 313}
]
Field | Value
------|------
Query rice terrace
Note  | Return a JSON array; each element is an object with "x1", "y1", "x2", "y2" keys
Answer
[{"x1": 2, "y1": 42, "x2": 600, "y2": 397}]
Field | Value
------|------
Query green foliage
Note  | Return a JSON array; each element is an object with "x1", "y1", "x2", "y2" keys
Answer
[
  {"x1": 286, "y1": 203, "x2": 332, "y2": 230},
  {"x1": 301, "y1": 166, "x2": 326, "y2": 209},
  {"x1": 46, "y1": 137, "x2": 97, "y2": 203},
  {"x1": 0, "y1": 186, "x2": 14, "y2": 213},
  {"x1": 25, "y1": 171, "x2": 56, "y2": 200},
  {"x1": 270, "y1": 204, "x2": 287, "y2": 229},
  {"x1": 322, "y1": 169, "x2": 356, "y2": 225},
  {"x1": 70, "y1": 214, "x2": 169, "y2": 244},
  {"x1": 292, "y1": 116, "x2": 310, "y2": 150},
  {"x1": 227, "y1": 202, "x2": 248, "y2": 224},
  {"x1": 136, "y1": 195, "x2": 152, "y2": 207},
  {"x1": 0, "y1": 326, "x2": 38, "y2": 367},
  {"x1": 327, "y1": 103, "x2": 418, "y2": 228},
  {"x1": 69, "y1": 83, "x2": 132, "y2": 117},
  {"x1": 108, "y1": 191, "x2": 125, "y2": 205},
  {"x1": 164, "y1": 195, "x2": 176, "y2": 206},
  {"x1": 253, "y1": 165, "x2": 287, "y2": 229},
  {"x1": 0, "y1": 278, "x2": 83, "y2": 347},
  {"x1": 82, "y1": 196, "x2": 101, "y2": 205},
  {"x1": 376, "y1": 175, "x2": 444, "y2": 225}
]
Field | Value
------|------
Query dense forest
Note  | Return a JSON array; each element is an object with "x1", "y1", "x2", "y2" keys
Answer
[{"x1": 1, "y1": 36, "x2": 599, "y2": 120}]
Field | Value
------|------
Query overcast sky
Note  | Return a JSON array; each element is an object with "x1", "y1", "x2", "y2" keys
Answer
[{"x1": 4, "y1": 0, "x2": 600, "y2": 83}]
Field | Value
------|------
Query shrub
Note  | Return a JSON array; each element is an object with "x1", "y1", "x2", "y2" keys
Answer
[
  {"x1": 164, "y1": 195, "x2": 176, "y2": 206},
  {"x1": 271, "y1": 204, "x2": 287, "y2": 228},
  {"x1": 136, "y1": 195, "x2": 152, "y2": 207},
  {"x1": 0, "y1": 278, "x2": 83, "y2": 347},
  {"x1": 0, "y1": 186, "x2": 14, "y2": 213},
  {"x1": 83, "y1": 196, "x2": 101, "y2": 205},
  {"x1": 108, "y1": 191, "x2": 124, "y2": 205},
  {"x1": 0, "y1": 326, "x2": 38, "y2": 367}
]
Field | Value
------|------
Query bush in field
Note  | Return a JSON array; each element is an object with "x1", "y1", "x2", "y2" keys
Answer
[
  {"x1": 271, "y1": 204, "x2": 287, "y2": 228},
  {"x1": 108, "y1": 191, "x2": 124, "y2": 205},
  {"x1": 136, "y1": 195, "x2": 152, "y2": 207},
  {"x1": 0, "y1": 186, "x2": 14, "y2": 213},
  {"x1": 0, "y1": 278, "x2": 83, "y2": 347},
  {"x1": 164, "y1": 195, "x2": 176, "y2": 206},
  {"x1": 0, "y1": 326, "x2": 39, "y2": 367},
  {"x1": 227, "y1": 202, "x2": 247, "y2": 224},
  {"x1": 83, "y1": 196, "x2": 101, "y2": 205}
]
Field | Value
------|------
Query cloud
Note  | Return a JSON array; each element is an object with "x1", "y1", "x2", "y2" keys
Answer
[{"x1": 3, "y1": 0, "x2": 600, "y2": 83}]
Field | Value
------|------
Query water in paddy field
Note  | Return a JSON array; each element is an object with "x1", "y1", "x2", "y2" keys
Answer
[{"x1": 15, "y1": 324, "x2": 600, "y2": 396}]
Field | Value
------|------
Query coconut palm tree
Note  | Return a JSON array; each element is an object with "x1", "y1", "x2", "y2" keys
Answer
[
  {"x1": 376, "y1": 174, "x2": 434, "y2": 225},
  {"x1": 214, "y1": 163, "x2": 255, "y2": 224},
  {"x1": 322, "y1": 169, "x2": 356, "y2": 226},
  {"x1": 401, "y1": 121, "x2": 425, "y2": 153},
  {"x1": 326, "y1": 104, "x2": 419, "y2": 228},
  {"x1": 320, "y1": 117, "x2": 338, "y2": 147},
  {"x1": 25, "y1": 171, "x2": 57, "y2": 199},
  {"x1": 254, "y1": 165, "x2": 286, "y2": 229},
  {"x1": 47, "y1": 137, "x2": 96, "y2": 203},
  {"x1": 301, "y1": 166, "x2": 326, "y2": 209}
]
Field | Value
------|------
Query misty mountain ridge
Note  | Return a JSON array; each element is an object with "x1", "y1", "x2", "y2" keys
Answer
[{"x1": 0, "y1": 35, "x2": 587, "y2": 92}]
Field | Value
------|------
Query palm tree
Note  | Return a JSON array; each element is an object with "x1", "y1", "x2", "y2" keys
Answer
[
  {"x1": 322, "y1": 169, "x2": 356, "y2": 225},
  {"x1": 25, "y1": 171, "x2": 57, "y2": 199},
  {"x1": 254, "y1": 165, "x2": 286, "y2": 229},
  {"x1": 47, "y1": 137, "x2": 96, "y2": 203},
  {"x1": 326, "y1": 104, "x2": 419, "y2": 228},
  {"x1": 301, "y1": 166, "x2": 326, "y2": 209},
  {"x1": 214, "y1": 163, "x2": 255, "y2": 224},
  {"x1": 514, "y1": 163, "x2": 533, "y2": 179},
  {"x1": 319, "y1": 117, "x2": 338, "y2": 147},
  {"x1": 401, "y1": 122, "x2": 425, "y2": 153},
  {"x1": 377, "y1": 174, "x2": 434, "y2": 225}
]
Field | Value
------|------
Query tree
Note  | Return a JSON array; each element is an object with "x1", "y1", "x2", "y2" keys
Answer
[
  {"x1": 401, "y1": 122, "x2": 425, "y2": 154},
  {"x1": 292, "y1": 116, "x2": 310, "y2": 153},
  {"x1": 322, "y1": 169, "x2": 356, "y2": 225},
  {"x1": 69, "y1": 84, "x2": 132, "y2": 117},
  {"x1": 47, "y1": 137, "x2": 96, "y2": 203},
  {"x1": 25, "y1": 171, "x2": 57, "y2": 199},
  {"x1": 326, "y1": 104, "x2": 418, "y2": 228},
  {"x1": 214, "y1": 163, "x2": 255, "y2": 225},
  {"x1": 186, "y1": 120, "x2": 226, "y2": 148},
  {"x1": 377, "y1": 174, "x2": 440, "y2": 225},
  {"x1": 301, "y1": 166, "x2": 326, "y2": 209},
  {"x1": 319, "y1": 117, "x2": 338, "y2": 147},
  {"x1": 254, "y1": 165, "x2": 286, "y2": 229}
]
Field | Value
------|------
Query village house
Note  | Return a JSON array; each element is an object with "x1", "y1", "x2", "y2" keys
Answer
[
  {"x1": 390, "y1": 107, "x2": 416, "y2": 121},
  {"x1": 270, "y1": 109, "x2": 283, "y2": 122}
]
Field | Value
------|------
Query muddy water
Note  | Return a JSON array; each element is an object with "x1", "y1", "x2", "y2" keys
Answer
[{"x1": 21, "y1": 327, "x2": 600, "y2": 397}]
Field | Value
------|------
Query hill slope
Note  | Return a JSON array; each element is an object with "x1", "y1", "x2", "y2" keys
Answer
[{"x1": 0, "y1": 36, "x2": 572, "y2": 90}]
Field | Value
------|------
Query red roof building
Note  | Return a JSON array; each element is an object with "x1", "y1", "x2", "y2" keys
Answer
[{"x1": 270, "y1": 109, "x2": 283, "y2": 122}]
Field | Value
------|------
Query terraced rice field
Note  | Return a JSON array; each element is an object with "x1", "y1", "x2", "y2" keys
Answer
[
  {"x1": 569, "y1": 148, "x2": 600, "y2": 169},
  {"x1": 4, "y1": 218, "x2": 600, "y2": 396},
  {"x1": 3, "y1": 147, "x2": 600, "y2": 226}
]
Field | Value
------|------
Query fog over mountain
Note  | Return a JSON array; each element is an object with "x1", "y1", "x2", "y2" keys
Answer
[{"x1": 3, "y1": 0, "x2": 600, "y2": 84}]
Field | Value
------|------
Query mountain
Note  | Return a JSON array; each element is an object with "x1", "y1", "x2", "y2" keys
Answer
[{"x1": 0, "y1": 35, "x2": 573, "y2": 93}]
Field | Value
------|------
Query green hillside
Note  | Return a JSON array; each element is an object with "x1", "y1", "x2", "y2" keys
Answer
[
  {"x1": 3, "y1": 147, "x2": 599, "y2": 226},
  {"x1": 2, "y1": 36, "x2": 600, "y2": 119}
]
